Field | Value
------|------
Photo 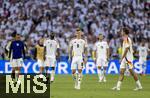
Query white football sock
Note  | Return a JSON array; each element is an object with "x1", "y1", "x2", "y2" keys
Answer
[
  {"x1": 97, "y1": 69, "x2": 102, "y2": 80},
  {"x1": 136, "y1": 80, "x2": 142, "y2": 88},
  {"x1": 72, "y1": 73, "x2": 77, "y2": 81},
  {"x1": 116, "y1": 81, "x2": 122, "y2": 88},
  {"x1": 78, "y1": 73, "x2": 82, "y2": 85},
  {"x1": 143, "y1": 65, "x2": 146, "y2": 74},
  {"x1": 15, "y1": 71, "x2": 19, "y2": 81},
  {"x1": 51, "y1": 70, "x2": 55, "y2": 81}
]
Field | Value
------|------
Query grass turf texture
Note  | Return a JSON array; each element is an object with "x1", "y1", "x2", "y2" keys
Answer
[{"x1": 51, "y1": 75, "x2": 150, "y2": 98}]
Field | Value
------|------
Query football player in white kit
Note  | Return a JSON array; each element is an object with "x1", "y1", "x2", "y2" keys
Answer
[
  {"x1": 112, "y1": 28, "x2": 142, "y2": 91},
  {"x1": 93, "y1": 34, "x2": 109, "y2": 82},
  {"x1": 44, "y1": 33, "x2": 60, "y2": 84},
  {"x1": 69, "y1": 29, "x2": 88, "y2": 90},
  {"x1": 138, "y1": 39, "x2": 150, "y2": 76}
]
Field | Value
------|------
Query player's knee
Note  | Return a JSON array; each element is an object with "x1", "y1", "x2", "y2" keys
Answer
[
  {"x1": 129, "y1": 69, "x2": 134, "y2": 76},
  {"x1": 98, "y1": 66, "x2": 101, "y2": 69},
  {"x1": 78, "y1": 69, "x2": 82, "y2": 73},
  {"x1": 120, "y1": 70, "x2": 125, "y2": 75},
  {"x1": 104, "y1": 67, "x2": 107, "y2": 70}
]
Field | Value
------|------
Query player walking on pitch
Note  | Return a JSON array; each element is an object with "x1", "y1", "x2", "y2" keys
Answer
[
  {"x1": 34, "y1": 38, "x2": 45, "y2": 78},
  {"x1": 93, "y1": 34, "x2": 109, "y2": 82},
  {"x1": 138, "y1": 39, "x2": 150, "y2": 76},
  {"x1": 9, "y1": 33, "x2": 25, "y2": 84},
  {"x1": 112, "y1": 28, "x2": 142, "y2": 91},
  {"x1": 69, "y1": 29, "x2": 88, "y2": 90},
  {"x1": 44, "y1": 32, "x2": 60, "y2": 84}
]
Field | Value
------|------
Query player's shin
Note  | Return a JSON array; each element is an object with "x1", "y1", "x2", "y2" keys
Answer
[
  {"x1": 72, "y1": 73, "x2": 77, "y2": 81},
  {"x1": 97, "y1": 67, "x2": 102, "y2": 81},
  {"x1": 116, "y1": 81, "x2": 122, "y2": 89},
  {"x1": 103, "y1": 67, "x2": 107, "y2": 82},
  {"x1": 72, "y1": 70, "x2": 78, "y2": 89},
  {"x1": 143, "y1": 63, "x2": 147, "y2": 75},
  {"x1": 45, "y1": 66, "x2": 50, "y2": 83},
  {"x1": 11, "y1": 69, "x2": 15, "y2": 82},
  {"x1": 77, "y1": 73, "x2": 82, "y2": 89},
  {"x1": 116, "y1": 70, "x2": 125, "y2": 89},
  {"x1": 50, "y1": 67, "x2": 55, "y2": 82},
  {"x1": 77, "y1": 69, "x2": 82, "y2": 89}
]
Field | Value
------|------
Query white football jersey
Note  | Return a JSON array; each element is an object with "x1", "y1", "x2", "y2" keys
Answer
[
  {"x1": 94, "y1": 41, "x2": 109, "y2": 59},
  {"x1": 44, "y1": 39, "x2": 59, "y2": 58},
  {"x1": 122, "y1": 37, "x2": 133, "y2": 61},
  {"x1": 69, "y1": 38, "x2": 87, "y2": 56},
  {"x1": 138, "y1": 46, "x2": 148, "y2": 57}
]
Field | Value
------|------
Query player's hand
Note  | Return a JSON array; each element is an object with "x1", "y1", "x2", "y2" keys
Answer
[{"x1": 68, "y1": 56, "x2": 71, "y2": 62}]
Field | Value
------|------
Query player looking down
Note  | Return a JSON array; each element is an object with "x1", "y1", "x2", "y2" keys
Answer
[
  {"x1": 69, "y1": 28, "x2": 88, "y2": 90},
  {"x1": 44, "y1": 32, "x2": 60, "y2": 84},
  {"x1": 93, "y1": 34, "x2": 109, "y2": 82},
  {"x1": 112, "y1": 28, "x2": 142, "y2": 91}
]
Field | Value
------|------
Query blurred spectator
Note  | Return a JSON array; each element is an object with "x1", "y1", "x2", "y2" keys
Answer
[{"x1": 0, "y1": 0, "x2": 149, "y2": 60}]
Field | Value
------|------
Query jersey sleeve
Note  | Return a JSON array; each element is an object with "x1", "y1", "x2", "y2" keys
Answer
[
  {"x1": 106, "y1": 42, "x2": 109, "y2": 49},
  {"x1": 43, "y1": 40, "x2": 46, "y2": 47},
  {"x1": 84, "y1": 40, "x2": 88, "y2": 48},
  {"x1": 57, "y1": 41, "x2": 60, "y2": 49},
  {"x1": 69, "y1": 40, "x2": 73, "y2": 48},
  {"x1": 124, "y1": 39, "x2": 130, "y2": 48}
]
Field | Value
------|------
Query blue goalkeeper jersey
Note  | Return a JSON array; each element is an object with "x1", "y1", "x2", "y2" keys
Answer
[{"x1": 9, "y1": 40, "x2": 25, "y2": 59}]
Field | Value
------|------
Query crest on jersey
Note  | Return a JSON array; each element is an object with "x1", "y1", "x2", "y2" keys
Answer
[{"x1": 16, "y1": 43, "x2": 19, "y2": 46}]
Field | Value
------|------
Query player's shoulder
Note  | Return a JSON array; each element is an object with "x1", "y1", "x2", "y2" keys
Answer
[
  {"x1": 70, "y1": 38, "x2": 76, "y2": 43},
  {"x1": 81, "y1": 38, "x2": 86, "y2": 42},
  {"x1": 103, "y1": 41, "x2": 109, "y2": 45},
  {"x1": 124, "y1": 37, "x2": 131, "y2": 43},
  {"x1": 95, "y1": 41, "x2": 100, "y2": 45}
]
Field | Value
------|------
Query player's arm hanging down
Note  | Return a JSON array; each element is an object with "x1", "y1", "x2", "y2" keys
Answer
[
  {"x1": 83, "y1": 45, "x2": 88, "y2": 67},
  {"x1": 92, "y1": 50, "x2": 96, "y2": 63},
  {"x1": 8, "y1": 43, "x2": 15, "y2": 79},
  {"x1": 44, "y1": 46, "x2": 49, "y2": 76},
  {"x1": 106, "y1": 47, "x2": 110, "y2": 62},
  {"x1": 34, "y1": 47, "x2": 37, "y2": 60},
  {"x1": 83, "y1": 37, "x2": 88, "y2": 67},
  {"x1": 120, "y1": 47, "x2": 129, "y2": 63},
  {"x1": 68, "y1": 41, "x2": 73, "y2": 62},
  {"x1": 56, "y1": 43, "x2": 60, "y2": 62}
]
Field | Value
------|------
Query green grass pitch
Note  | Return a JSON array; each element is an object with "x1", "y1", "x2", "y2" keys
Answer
[{"x1": 50, "y1": 75, "x2": 150, "y2": 98}]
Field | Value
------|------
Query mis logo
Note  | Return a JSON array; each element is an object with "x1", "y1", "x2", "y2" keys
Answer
[{"x1": 6, "y1": 75, "x2": 48, "y2": 93}]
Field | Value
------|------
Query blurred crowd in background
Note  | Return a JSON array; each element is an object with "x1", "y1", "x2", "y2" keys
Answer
[{"x1": 0, "y1": 0, "x2": 150, "y2": 60}]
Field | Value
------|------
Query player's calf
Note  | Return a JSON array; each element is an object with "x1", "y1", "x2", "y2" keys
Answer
[{"x1": 50, "y1": 67, "x2": 55, "y2": 82}]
